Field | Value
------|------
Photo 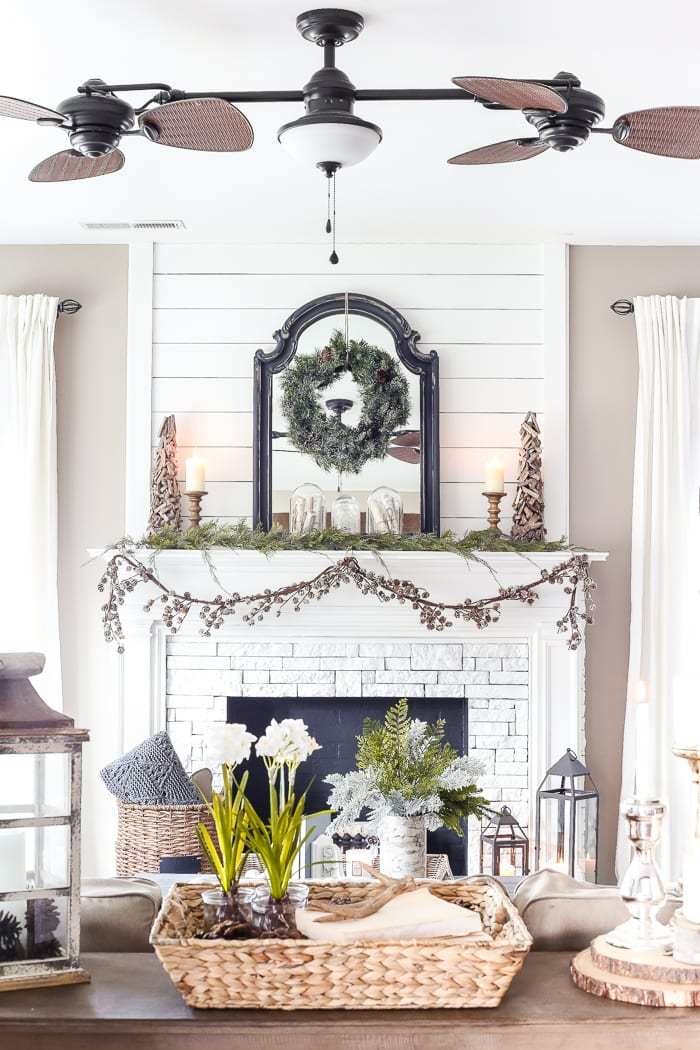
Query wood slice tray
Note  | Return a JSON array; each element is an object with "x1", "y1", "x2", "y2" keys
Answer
[{"x1": 571, "y1": 935, "x2": 700, "y2": 1007}]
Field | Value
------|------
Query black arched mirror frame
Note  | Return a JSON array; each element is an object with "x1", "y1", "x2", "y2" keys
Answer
[{"x1": 253, "y1": 292, "x2": 440, "y2": 533}]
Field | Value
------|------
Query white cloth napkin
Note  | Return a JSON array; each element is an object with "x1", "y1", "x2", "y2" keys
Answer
[{"x1": 296, "y1": 886, "x2": 484, "y2": 943}]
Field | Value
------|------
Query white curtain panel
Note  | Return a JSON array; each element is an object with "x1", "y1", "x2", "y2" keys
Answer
[
  {"x1": 617, "y1": 295, "x2": 700, "y2": 880},
  {"x1": 0, "y1": 294, "x2": 62, "y2": 708}
]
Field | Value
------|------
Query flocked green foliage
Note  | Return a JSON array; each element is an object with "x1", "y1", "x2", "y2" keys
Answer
[
  {"x1": 279, "y1": 329, "x2": 411, "y2": 474},
  {"x1": 137, "y1": 520, "x2": 570, "y2": 557},
  {"x1": 357, "y1": 699, "x2": 453, "y2": 800},
  {"x1": 326, "y1": 699, "x2": 488, "y2": 836}
]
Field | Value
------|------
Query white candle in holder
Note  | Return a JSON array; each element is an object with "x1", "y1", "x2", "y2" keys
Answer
[
  {"x1": 185, "y1": 451, "x2": 206, "y2": 493},
  {"x1": 633, "y1": 680, "x2": 653, "y2": 800},
  {"x1": 484, "y1": 457, "x2": 505, "y2": 493}
]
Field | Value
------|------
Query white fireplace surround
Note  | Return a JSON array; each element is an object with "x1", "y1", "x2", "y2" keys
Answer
[{"x1": 105, "y1": 547, "x2": 606, "y2": 855}]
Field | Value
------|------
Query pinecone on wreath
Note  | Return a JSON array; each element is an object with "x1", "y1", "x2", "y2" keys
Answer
[
  {"x1": 320, "y1": 346, "x2": 334, "y2": 363},
  {"x1": 375, "y1": 368, "x2": 390, "y2": 384},
  {"x1": 511, "y1": 411, "x2": 546, "y2": 542}
]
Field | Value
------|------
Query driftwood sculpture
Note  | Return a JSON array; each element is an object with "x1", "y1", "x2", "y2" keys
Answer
[
  {"x1": 511, "y1": 411, "x2": 545, "y2": 542},
  {"x1": 149, "y1": 414, "x2": 181, "y2": 533},
  {"x1": 307, "y1": 866, "x2": 417, "y2": 922}
]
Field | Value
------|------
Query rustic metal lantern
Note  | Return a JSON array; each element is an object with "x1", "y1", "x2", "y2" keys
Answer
[
  {"x1": 479, "y1": 806, "x2": 530, "y2": 878},
  {"x1": 0, "y1": 653, "x2": 89, "y2": 990},
  {"x1": 535, "y1": 748, "x2": 599, "y2": 883}
]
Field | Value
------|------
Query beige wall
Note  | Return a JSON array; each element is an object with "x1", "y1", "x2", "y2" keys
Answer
[
  {"x1": 570, "y1": 246, "x2": 700, "y2": 881},
  {"x1": 0, "y1": 245, "x2": 128, "y2": 871}
]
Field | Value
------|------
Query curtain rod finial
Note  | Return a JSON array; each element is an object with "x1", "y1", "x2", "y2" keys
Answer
[{"x1": 58, "y1": 299, "x2": 82, "y2": 315}]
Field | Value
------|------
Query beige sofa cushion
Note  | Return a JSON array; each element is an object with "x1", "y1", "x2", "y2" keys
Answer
[
  {"x1": 513, "y1": 869, "x2": 629, "y2": 950},
  {"x1": 81, "y1": 878, "x2": 162, "y2": 953}
]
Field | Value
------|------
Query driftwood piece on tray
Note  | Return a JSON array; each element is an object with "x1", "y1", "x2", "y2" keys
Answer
[
  {"x1": 511, "y1": 411, "x2": 545, "y2": 542},
  {"x1": 306, "y1": 866, "x2": 417, "y2": 922},
  {"x1": 571, "y1": 935, "x2": 700, "y2": 1007},
  {"x1": 149, "y1": 414, "x2": 181, "y2": 533}
]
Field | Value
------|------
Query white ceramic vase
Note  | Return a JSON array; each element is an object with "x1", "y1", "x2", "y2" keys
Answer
[{"x1": 379, "y1": 814, "x2": 427, "y2": 878}]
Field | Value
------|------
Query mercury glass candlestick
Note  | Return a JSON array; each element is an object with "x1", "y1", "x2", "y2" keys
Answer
[
  {"x1": 606, "y1": 797, "x2": 673, "y2": 952},
  {"x1": 483, "y1": 491, "x2": 506, "y2": 532},
  {"x1": 185, "y1": 490, "x2": 207, "y2": 528},
  {"x1": 671, "y1": 746, "x2": 700, "y2": 963}
]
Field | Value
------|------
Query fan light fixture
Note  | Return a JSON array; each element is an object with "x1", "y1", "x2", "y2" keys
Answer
[{"x1": 277, "y1": 112, "x2": 382, "y2": 170}]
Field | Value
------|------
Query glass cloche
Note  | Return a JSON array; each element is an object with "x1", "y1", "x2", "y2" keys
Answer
[
  {"x1": 289, "y1": 483, "x2": 325, "y2": 534},
  {"x1": 367, "y1": 486, "x2": 404, "y2": 534}
]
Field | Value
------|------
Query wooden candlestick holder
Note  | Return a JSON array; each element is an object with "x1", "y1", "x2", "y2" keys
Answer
[
  {"x1": 185, "y1": 490, "x2": 207, "y2": 528},
  {"x1": 483, "y1": 490, "x2": 506, "y2": 532}
]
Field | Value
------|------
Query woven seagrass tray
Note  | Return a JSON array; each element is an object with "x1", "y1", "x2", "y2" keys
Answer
[
  {"x1": 151, "y1": 877, "x2": 532, "y2": 1010},
  {"x1": 116, "y1": 802, "x2": 215, "y2": 876}
]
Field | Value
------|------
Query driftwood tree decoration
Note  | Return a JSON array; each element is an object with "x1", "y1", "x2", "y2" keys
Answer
[
  {"x1": 149, "y1": 415, "x2": 181, "y2": 533},
  {"x1": 511, "y1": 412, "x2": 545, "y2": 542}
]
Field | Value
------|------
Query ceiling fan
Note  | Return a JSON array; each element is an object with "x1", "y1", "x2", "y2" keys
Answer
[{"x1": 2, "y1": 8, "x2": 699, "y2": 252}]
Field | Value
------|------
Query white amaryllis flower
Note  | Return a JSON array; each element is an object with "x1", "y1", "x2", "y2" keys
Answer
[
  {"x1": 206, "y1": 722, "x2": 257, "y2": 769},
  {"x1": 256, "y1": 717, "x2": 321, "y2": 767}
]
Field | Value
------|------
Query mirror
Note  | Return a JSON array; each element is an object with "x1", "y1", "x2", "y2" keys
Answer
[{"x1": 253, "y1": 293, "x2": 440, "y2": 534}]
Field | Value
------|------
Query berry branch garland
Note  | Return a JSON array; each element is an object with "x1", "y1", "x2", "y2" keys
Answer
[
  {"x1": 279, "y1": 329, "x2": 411, "y2": 474},
  {"x1": 99, "y1": 550, "x2": 595, "y2": 653}
]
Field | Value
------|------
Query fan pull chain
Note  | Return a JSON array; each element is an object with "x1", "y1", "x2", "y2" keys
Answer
[
  {"x1": 325, "y1": 176, "x2": 332, "y2": 235},
  {"x1": 329, "y1": 171, "x2": 339, "y2": 265}
]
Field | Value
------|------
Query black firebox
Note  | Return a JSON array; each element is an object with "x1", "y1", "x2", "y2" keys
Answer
[{"x1": 227, "y1": 695, "x2": 470, "y2": 875}]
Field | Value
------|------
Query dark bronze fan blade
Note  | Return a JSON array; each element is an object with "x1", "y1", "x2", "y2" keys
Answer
[
  {"x1": 452, "y1": 76, "x2": 567, "y2": 114},
  {"x1": 390, "y1": 430, "x2": 421, "y2": 446},
  {"x1": 29, "y1": 149, "x2": 125, "y2": 183},
  {"x1": 140, "y1": 98, "x2": 253, "y2": 152},
  {"x1": 0, "y1": 95, "x2": 66, "y2": 123},
  {"x1": 448, "y1": 138, "x2": 549, "y2": 165},
  {"x1": 612, "y1": 107, "x2": 700, "y2": 159},
  {"x1": 388, "y1": 446, "x2": 421, "y2": 464}
]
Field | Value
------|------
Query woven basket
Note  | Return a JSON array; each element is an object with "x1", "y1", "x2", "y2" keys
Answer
[
  {"x1": 116, "y1": 802, "x2": 215, "y2": 876},
  {"x1": 151, "y1": 878, "x2": 532, "y2": 1010}
]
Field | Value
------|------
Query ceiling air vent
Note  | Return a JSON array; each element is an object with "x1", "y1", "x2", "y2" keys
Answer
[{"x1": 80, "y1": 219, "x2": 186, "y2": 231}]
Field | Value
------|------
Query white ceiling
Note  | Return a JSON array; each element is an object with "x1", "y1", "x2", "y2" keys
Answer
[{"x1": 4, "y1": 0, "x2": 700, "y2": 245}]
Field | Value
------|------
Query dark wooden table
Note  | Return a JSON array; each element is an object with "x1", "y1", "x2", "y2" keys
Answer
[{"x1": 1, "y1": 952, "x2": 699, "y2": 1049}]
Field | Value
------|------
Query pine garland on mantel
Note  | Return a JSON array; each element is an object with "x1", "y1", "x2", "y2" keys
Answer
[
  {"x1": 99, "y1": 525, "x2": 596, "y2": 654},
  {"x1": 138, "y1": 521, "x2": 571, "y2": 556}
]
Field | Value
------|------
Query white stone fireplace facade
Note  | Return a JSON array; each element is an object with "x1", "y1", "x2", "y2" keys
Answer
[{"x1": 112, "y1": 549, "x2": 606, "y2": 874}]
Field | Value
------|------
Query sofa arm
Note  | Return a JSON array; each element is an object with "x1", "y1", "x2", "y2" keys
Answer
[{"x1": 80, "y1": 878, "x2": 162, "y2": 953}]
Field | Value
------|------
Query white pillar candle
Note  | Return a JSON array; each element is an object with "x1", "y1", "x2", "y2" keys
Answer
[
  {"x1": 0, "y1": 830, "x2": 25, "y2": 891},
  {"x1": 633, "y1": 679, "x2": 653, "y2": 800},
  {"x1": 484, "y1": 457, "x2": 505, "y2": 493},
  {"x1": 185, "y1": 451, "x2": 206, "y2": 493},
  {"x1": 683, "y1": 839, "x2": 700, "y2": 924}
]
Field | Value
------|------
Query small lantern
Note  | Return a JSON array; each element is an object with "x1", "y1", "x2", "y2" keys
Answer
[
  {"x1": 535, "y1": 748, "x2": 599, "y2": 883},
  {"x1": 0, "y1": 653, "x2": 89, "y2": 990},
  {"x1": 480, "y1": 806, "x2": 530, "y2": 878}
]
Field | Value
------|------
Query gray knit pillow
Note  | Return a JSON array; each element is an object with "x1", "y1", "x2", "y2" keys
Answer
[{"x1": 100, "y1": 731, "x2": 200, "y2": 805}]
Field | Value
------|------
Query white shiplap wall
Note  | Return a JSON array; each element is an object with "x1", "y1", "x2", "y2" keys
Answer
[{"x1": 148, "y1": 242, "x2": 566, "y2": 536}]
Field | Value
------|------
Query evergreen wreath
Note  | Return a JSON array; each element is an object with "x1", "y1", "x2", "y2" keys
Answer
[{"x1": 279, "y1": 328, "x2": 411, "y2": 475}]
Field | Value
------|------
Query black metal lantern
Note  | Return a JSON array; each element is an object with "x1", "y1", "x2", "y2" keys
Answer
[
  {"x1": 479, "y1": 806, "x2": 530, "y2": 878},
  {"x1": 535, "y1": 749, "x2": 599, "y2": 883}
]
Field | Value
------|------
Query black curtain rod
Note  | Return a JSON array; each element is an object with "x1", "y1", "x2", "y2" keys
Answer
[
  {"x1": 58, "y1": 299, "x2": 82, "y2": 315},
  {"x1": 610, "y1": 299, "x2": 634, "y2": 315}
]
